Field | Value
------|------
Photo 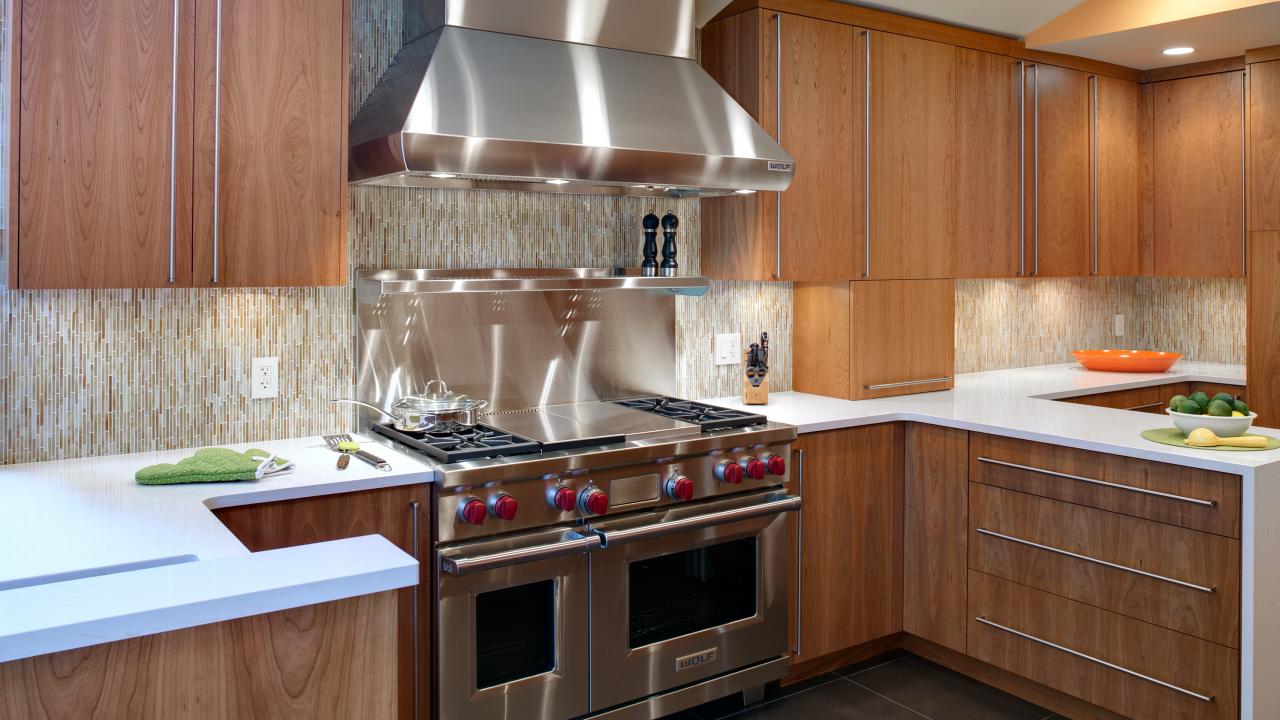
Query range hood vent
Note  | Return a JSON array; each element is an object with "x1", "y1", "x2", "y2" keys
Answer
[{"x1": 349, "y1": 0, "x2": 794, "y2": 197}]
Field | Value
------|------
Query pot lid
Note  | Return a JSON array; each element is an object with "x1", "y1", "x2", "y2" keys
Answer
[{"x1": 391, "y1": 380, "x2": 488, "y2": 413}]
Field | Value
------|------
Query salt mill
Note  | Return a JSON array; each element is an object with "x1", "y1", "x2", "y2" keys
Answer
[
  {"x1": 660, "y1": 212, "x2": 679, "y2": 277},
  {"x1": 641, "y1": 212, "x2": 659, "y2": 276}
]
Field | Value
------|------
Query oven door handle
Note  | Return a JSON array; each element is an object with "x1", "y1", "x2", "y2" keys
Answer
[
  {"x1": 440, "y1": 534, "x2": 601, "y2": 576},
  {"x1": 594, "y1": 495, "x2": 802, "y2": 547}
]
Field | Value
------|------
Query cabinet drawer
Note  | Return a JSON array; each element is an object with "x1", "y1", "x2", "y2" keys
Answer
[
  {"x1": 968, "y1": 571, "x2": 1238, "y2": 720},
  {"x1": 1060, "y1": 385, "x2": 1167, "y2": 412},
  {"x1": 969, "y1": 483, "x2": 1240, "y2": 647},
  {"x1": 970, "y1": 434, "x2": 1240, "y2": 538}
]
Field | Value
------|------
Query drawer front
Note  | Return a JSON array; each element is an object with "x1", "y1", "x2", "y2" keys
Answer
[
  {"x1": 970, "y1": 434, "x2": 1241, "y2": 538},
  {"x1": 969, "y1": 483, "x2": 1240, "y2": 647},
  {"x1": 968, "y1": 571, "x2": 1238, "y2": 720},
  {"x1": 1063, "y1": 385, "x2": 1167, "y2": 412}
]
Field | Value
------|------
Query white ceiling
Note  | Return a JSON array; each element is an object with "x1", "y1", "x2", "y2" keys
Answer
[{"x1": 833, "y1": 0, "x2": 1083, "y2": 39}]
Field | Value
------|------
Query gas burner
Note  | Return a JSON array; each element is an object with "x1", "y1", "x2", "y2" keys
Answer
[
  {"x1": 613, "y1": 397, "x2": 766, "y2": 431},
  {"x1": 372, "y1": 423, "x2": 542, "y2": 463}
]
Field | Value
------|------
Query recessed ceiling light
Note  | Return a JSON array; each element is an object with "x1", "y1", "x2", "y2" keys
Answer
[
  {"x1": 734, "y1": 189, "x2": 757, "y2": 195},
  {"x1": 1163, "y1": 47, "x2": 1195, "y2": 56},
  {"x1": 545, "y1": 179, "x2": 571, "y2": 185},
  {"x1": 428, "y1": 172, "x2": 457, "y2": 179}
]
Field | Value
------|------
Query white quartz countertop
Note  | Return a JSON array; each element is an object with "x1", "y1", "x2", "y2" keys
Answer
[
  {"x1": 707, "y1": 361, "x2": 1279, "y2": 474},
  {"x1": 0, "y1": 435, "x2": 438, "y2": 662}
]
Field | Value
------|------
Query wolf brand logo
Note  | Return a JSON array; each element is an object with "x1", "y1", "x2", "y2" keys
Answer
[
  {"x1": 767, "y1": 161, "x2": 793, "y2": 172},
  {"x1": 675, "y1": 648, "x2": 718, "y2": 672}
]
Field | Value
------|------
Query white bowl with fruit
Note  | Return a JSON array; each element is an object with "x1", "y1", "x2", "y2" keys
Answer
[{"x1": 1166, "y1": 391, "x2": 1256, "y2": 437}]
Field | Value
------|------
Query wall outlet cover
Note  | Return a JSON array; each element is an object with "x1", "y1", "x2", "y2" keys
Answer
[
  {"x1": 714, "y1": 333, "x2": 741, "y2": 366},
  {"x1": 250, "y1": 356, "x2": 279, "y2": 399}
]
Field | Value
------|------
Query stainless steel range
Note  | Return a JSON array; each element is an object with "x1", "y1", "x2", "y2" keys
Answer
[{"x1": 355, "y1": 269, "x2": 800, "y2": 720}]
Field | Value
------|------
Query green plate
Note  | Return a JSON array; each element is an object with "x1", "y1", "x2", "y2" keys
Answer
[{"x1": 1140, "y1": 428, "x2": 1280, "y2": 451}]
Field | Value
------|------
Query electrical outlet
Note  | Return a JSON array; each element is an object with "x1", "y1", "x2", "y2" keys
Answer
[
  {"x1": 1114, "y1": 314, "x2": 1125, "y2": 337},
  {"x1": 714, "y1": 333, "x2": 741, "y2": 366},
  {"x1": 250, "y1": 356, "x2": 279, "y2": 399}
]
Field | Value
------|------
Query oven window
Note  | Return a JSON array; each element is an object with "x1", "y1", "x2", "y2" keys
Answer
[
  {"x1": 628, "y1": 537, "x2": 758, "y2": 649},
  {"x1": 475, "y1": 580, "x2": 556, "y2": 688}
]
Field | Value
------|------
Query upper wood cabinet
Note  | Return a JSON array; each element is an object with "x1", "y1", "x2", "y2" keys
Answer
[
  {"x1": 1152, "y1": 72, "x2": 1245, "y2": 277},
  {"x1": 9, "y1": 0, "x2": 348, "y2": 289},
  {"x1": 1250, "y1": 60, "x2": 1280, "y2": 232},
  {"x1": 1095, "y1": 76, "x2": 1142, "y2": 275},
  {"x1": 1026, "y1": 64, "x2": 1092, "y2": 277},
  {"x1": 701, "y1": 10, "x2": 858, "y2": 282}
]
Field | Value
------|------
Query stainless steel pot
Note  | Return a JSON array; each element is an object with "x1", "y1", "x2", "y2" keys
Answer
[{"x1": 334, "y1": 380, "x2": 488, "y2": 432}]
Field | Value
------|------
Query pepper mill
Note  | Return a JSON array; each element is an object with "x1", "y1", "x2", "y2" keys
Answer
[
  {"x1": 641, "y1": 212, "x2": 660, "y2": 276},
  {"x1": 660, "y1": 212, "x2": 679, "y2": 277}
]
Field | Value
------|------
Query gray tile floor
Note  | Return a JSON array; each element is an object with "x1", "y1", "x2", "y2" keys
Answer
[{"x1": 664, "y1": 651, "x2": 1064, "y2": 720}]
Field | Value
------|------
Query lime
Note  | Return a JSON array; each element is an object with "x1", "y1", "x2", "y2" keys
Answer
[
  {"x1": 1207, "y1": 399, "x2": 1232, "y2": 417},
  {"x1": 1189, "y1": 391, "x2": 1210, "y2": 409},
  {"x1": 1169, "y1": 394, "x2": 1188, "y2": 411},
  {"x1": 1212, "y1": 392, "x2": 1236, "y2": 406},
  {"x1": 1234, "y1": 399, "x2": 1250, "y2": 415},
  {"x1": 1176, "y1": 398, "x2": 1203, "y2": 414}
]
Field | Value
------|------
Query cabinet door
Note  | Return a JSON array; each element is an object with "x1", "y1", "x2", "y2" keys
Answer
[
  {"x1": 955, "y1": 49, "x2": 1023, "y2": 279},
  {"x1": 1153, "y1": 72, "x2": 1245, "y2": 277},
  {"x1": 14, "y1": 0, "x2": 193, "y2": 288},
  {"x1": 193, "y1": 0, "x2": 348, "y2": 286},
  {"x1": 1028, "y1": 64, "x2": 1091, "y2": 277},
  {"x1": 789, "y1": 424, "x2": 903, "y2": 662},
  {"x1": 1249, "y1": 60, "x2": 1280, "y2": 232},
  {"x1": 1095, "y1": 76, "x2": 1141, "y2": 275},
  {"x1": 868, "y1": 32, "x2": 955, "y2": 279},
  {"x1": 903, "y1": 424, "x2": 968, "y2": 652},
  {"x1": 1248, "y1": 230, "x2": 1280, "y2": 426}
]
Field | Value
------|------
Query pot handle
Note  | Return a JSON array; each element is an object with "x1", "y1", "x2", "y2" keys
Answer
[{"x1": 332, "y1": 399, "x2": 393, "y2": 420}]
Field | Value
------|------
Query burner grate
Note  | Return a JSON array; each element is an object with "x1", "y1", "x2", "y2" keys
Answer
[
  {"x1": 613, "y1": 397, "x2": 766, "y2": 431},
  {"x1": 372, "y1": 423, "x2": 542, "y2": 463}
]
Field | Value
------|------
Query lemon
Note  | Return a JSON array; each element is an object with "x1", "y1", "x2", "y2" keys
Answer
[{"x1": 1232, "y1": 410, "x2": 1245, "y2": 417}]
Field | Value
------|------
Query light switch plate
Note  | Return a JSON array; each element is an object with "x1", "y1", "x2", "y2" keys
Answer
[
  {"x1": 251, "y1": 356, "x2": 279, "y2": 399},
  {"x1": 714, "y1": 333, "x2": 741, "y2": 366}
]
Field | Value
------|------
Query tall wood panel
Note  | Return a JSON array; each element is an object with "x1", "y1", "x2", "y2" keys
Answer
[
  {"x1": 14, "y1": 0, "x2": 193, "y2": 288},
  {"x1": 1152, "y1": 72, "x2": 1245, "y2": 277},
  {"x1": 1027, "y1": 64, "x2": 1091, "y2": 277},
  {"x1": 1250, "y1": 60, "x2": 1280, "y2": 231},
  {"x1": 1095, "y1": 76, "x2": 1141, "y2": 275},
  {"x1": 903, "y1": 424, "x2": 969, "y2": 652},
  {"x1": 1248, "y1": 231, "x2": 1280, "y2": 426}
]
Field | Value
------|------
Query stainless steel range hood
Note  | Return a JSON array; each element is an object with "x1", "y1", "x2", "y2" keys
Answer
[{"x1": 349, "y1": 0, "x2": 794, "y2": 197}]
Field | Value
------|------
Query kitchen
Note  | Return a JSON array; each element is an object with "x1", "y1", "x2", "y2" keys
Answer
[{"x1": 2, "y1": 0, "x2": 1279, "y2": 719}]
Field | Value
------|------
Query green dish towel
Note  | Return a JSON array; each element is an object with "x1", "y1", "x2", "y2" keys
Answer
[
  {"x1": 135, "y1": 447, "x2": 295, "y2": 485},
  {"x1": 1140, "y1": 428, "x2": 1280, "y2": 452}
]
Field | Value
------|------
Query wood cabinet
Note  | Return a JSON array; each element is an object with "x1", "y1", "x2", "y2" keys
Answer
[
  {"x1": 1095, "y1": 76, "x2": 1142, "y2": 275},
  {"x1": 1026, "y1": 64, "x2": 1092, "y2": 277},
  {"x1": 1249, "y1": 230, "x2": 1280, "y2": 426},
  {"x1": 1251, "y1": 60, "x2": 1280, "y2": 231},
  {"x1": 902, "y1": 424, "x2": 968, "y2": 652},
  {"x1": 9, "y1": 0, "x2": 348, "y2": 289},
  {"x1": 788, "y1": 425, "x2": 903, "y2": 663},
  {"x1": 214, "y1": 485, "x2": 430, "y2": 720},
  {"x1": 793, "y1": 279, "x2": 954, "y2": 400},
  {"x1": 1058, "y1": 381, "x2": 1245, "y2": 414},
  {"x1": 1152, "y1": 72, "x2": 1245, "y2": 277}
]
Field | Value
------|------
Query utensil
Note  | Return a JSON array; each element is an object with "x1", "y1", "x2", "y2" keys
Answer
[
  {"x1": 1184, "y1": 428, "x2": 1270, "y2": 449},
  {"x1": 1166, "y1": 408, "x2": 1256, "y2": 438},
  {"x1": 333, "y1": 379, "x2": 488, "y2": 432},
  {"x1": 324, "y1": 434, "x2": 391, "y2": 471},
  {"x1": 1072, "y1": 349, "x2": 1182, "y2": 373}
]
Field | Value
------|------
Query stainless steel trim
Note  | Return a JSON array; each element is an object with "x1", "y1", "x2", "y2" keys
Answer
[
  {"x1": 794, "y1": 447, "x2": 805, "y2": 657},
  {"x1": 1018, "y1": 60, "x2": 1025, "y2": 276},
  {"x1": 584, "y1": 656, "x2": 789, "y2": 720},
  {"x1": 357, "y1": 267, "x2": 710, "y2": 296},
  {"x1": 1032, "y1": 64, "x2": 1040, "y2": 276},
  {"x1": 440, "y1": 534, "x2": 600, "y2": 576},
  {"x1": 1091, "y1": 75, "x2": 1099, "y2": 275},
  {"x1": 976, "y1": 456, "x2": 1218, "y2": 508},
  {"x1": 975, "y1": 527, "x2": 1216, "y2": 594},
  {"x1": 865, "y1": 376, "x2": 952, "y2": 390},
  {"x1": 1242, "y1": 70, "x2": 1247, "y2": 276},
  {"x1": 594, "y1": 495, "x2": 801, "y2": 547},
  {"x1": 408, "y1": 500, "x2": 420, "y2": 720},
  {"x1": 975, "y1": 616, "x2": 1215, "y2": 703},
  {"x1": 211, "y1": 0, "x2": 223, "y2": 284},
  {"x1": 1122, "y1": 401, "x2": 1167, "y2": 411},
  {"x1": 774, "y1": 12, "x2": 782, "y2": 280},
  {"x1": 167, "y1": 0, "x2": 180, "y2": 284},
  {"x1": 863, "y1": 30, "x2": 871, "y2": 278}
]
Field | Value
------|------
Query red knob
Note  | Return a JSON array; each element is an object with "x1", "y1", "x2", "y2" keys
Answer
[
  {"x1": 765, "y1": 454, "x2": 787, "y2": 476},
  {"x1": 666, "y1": 475, "x2": 694, "y2": 501},
  {"x1": 458, "y1": 498, "x2": 487, "y2": 525},
  {"x1": 745, "y1": 458, "x2": 767, "y2": 480},
  {"x1": 580, "y1": 487, "x2": 610, "y2": 515},
  {"x1": 491, "y1": 494, "x2": 518, "y2": 521},
  {"x1": 717, "y1": 461, "x2": 744, "y2": 484},
  {"x1": 550, "y1": 486, "x2": 577, "y2": 512}
]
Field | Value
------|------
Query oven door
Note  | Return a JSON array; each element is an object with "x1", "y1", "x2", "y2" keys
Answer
[
  {"x1": 437, "y1": 528, "x2": 599, "y2": 720},
  {"x1": 587, "y1": 490, "x2": 801, "y2": 713}
]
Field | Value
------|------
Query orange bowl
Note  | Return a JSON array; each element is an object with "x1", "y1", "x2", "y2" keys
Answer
[{"x1": 1072, "y1": 350, "x2": 1183, "y2": 373}]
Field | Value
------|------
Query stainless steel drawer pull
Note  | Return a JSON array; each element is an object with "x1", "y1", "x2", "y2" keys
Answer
[
  {"x1": 1122, "y1": 401, "x2": 1166, "y2": 411},
  {"x1": 211, "y1": 0, "x2": 224, "y2": 284},
  {"x1": 976, "y1": 456, "x2": 1218, "y2": 508},
  {"x1": 441, "y1": 535, "x2": 600, "y2": 576},
  {"x1": 409, "y1": 501, "x2": 421, "y2": 720},
  {"x1": 976, "y1": 527, "x2": 1216, "y2": 594},
  {"x1": 166, "y1": 0, "x2": 180, "y2": 284},
  {"x1": 975, "y1": 616, "x2": 1215, "y2": 703},
  {"x1": 773, "y1": 12, "x2": 783, "y2": 280},
  {"x1": 794, "y1": 448, "x2": 805, "y2": 657},
  {"x1": 596, "y1": 495, "x2": 801, "y2": 547},
  {"x1": 865, "y1": 376, "x2": 952, "y2": 391}
]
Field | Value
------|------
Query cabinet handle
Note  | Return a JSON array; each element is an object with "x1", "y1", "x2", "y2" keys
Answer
[
  {"x1": 1091, "y1": 75, "x2": 1099, "y2": 275},
  {"x1": 167, "y1": 0, "x2": 181, "y2": 284},
  {"x1": 1121, "y1": 400, "x2": 1166, "y2": 411},
  {"x1": 409, "y1": 500, "x2": 421, "y2": 720},
  {"x1": 976, "y1": 456, "x2": 1218, "y2": 508},
  {"x1": 1242, "y1": 70, "x2": 1247, "y2": 277},
  {"x1": 1032, "y1": 64, "x2": 1039, "y2": 276},
  {"x1": 1017, "y1": 60, "x2": 1025, "y2": 277},
  {"x1": 975, "y1": 527, "x2": 1216, "y2": 593},
  {"x1": 865, "y1": 376, "x2": 951, "y2": 390},
  {"x1": 975, "y1": 616, "x2": 1215, "y2": 703},
  {"x1": 793, "y1": 447, "x2": 804, "y2": 657},
  {"x1": 773, "y1": 13, "x2": 782, "y2": 280},
  {"x1": 862, "y1": 30, "x2": 871, "y2": 279},
  {"x1": 211, "y1": 0, "x2": 224, "y2": 284}
]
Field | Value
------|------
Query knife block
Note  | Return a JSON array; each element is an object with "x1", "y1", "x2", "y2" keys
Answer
[{"x1": 743, "y1": 350, "x2": 769, "y2": 405}]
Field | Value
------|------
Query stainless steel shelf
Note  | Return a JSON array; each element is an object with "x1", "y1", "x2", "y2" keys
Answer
[{"x1": 358, "y1": 268, "x2": 711, "y2": 296}]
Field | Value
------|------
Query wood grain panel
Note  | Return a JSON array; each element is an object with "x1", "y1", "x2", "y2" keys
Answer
[
  {"x1": 969, "y1": 483, "x2": 1240, "y2": 647},
  {"x1": 789, "y1": 424, "x2": 903, "y2": 662},
  {"x1": 970, "y1": 433, "x2": 1241, "y2": 538},
  {"x1": 902, "y1": 424, "x2": 968, "y2": 652},
  {"x1": 1248, "y1": 231, "x2": 1280, "y2": 426},
  {"x1": 968, "y1": 571, "x2": 1238, "y2": 720},
  {"x1": 16, "y1": 0, "x2": 193, "y2": 288},
  {"x1": 1153, "y1": 72, "x2": 1245, "y2": 277},
  {"x1": 868, "y1": 31, "x2": 954, "y2": 279},
  {"x1": 1247, "y1": 45, "x2": 1280, "y2": 64},
  {"x1": 1095, "y1": 76, "x2": 1141, "y2": 275},
  {"x1": 1029, "y1": 64, "x2": 1091, "y2": 277},
  {"x1": 1141, "y1": 57, "x2": 1246, "y2": 84},
  {"x1": 1249, "y1": 60, "x2": 1280, "y2": 231},
  {"x1": 214, "y1": 485, "x2": 430, "y2": 720},
  {"x1": 955, "y1": 49, "x2": 1022, "y2": 278},
  {"x1": 0, "y1": 593, "x2": 398, "y2": 720},
  {"x1": 1058, "y1": 384, "x2": 1166, "y2": 412},
  {"x1": 792, "y1": 281, "x2": 853, "y2": 398},
  {"x1": 849, "y1": 279, "x2": 955, "y2": 399},
  {"x1": 1138, "y1": 83, "x2": 1156, "y2": 274},
  {"x1": 193, "y1": 0, "x2": 348, "y2": 286}
]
